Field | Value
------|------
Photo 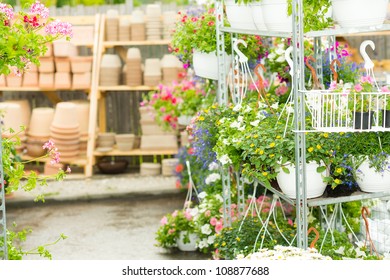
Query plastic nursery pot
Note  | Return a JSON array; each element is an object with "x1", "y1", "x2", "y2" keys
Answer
[{"x1": 354, "y1": 111, "x2": 374, "y2": 130}]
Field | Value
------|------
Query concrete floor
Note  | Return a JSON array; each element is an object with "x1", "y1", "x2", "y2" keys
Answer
[{"x1": 6, "y1": 193, "x2": 209, "y2": 260}]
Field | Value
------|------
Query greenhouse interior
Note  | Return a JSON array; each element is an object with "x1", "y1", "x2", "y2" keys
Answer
[{"x1": 1, "y1": 0, "x2": 390, "y2": 261}]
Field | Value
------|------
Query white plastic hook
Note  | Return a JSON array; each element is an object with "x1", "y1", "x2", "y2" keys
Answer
[
  {"x1": 359, "y1": 40, "x2": 375, "y2": 72},
  {"x1": 285, "y1": 46, "x2": 294, "y2": 77},
  {"x1": 233, "y1": 38, "x2": 248, "y2": 63}
]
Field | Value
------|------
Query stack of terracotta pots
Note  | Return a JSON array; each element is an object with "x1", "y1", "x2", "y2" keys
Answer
[
  {"x1": 131, "y1": 10, "x2": 146, "y2": 41},
  {"x1": 162, "y1": 11, "x2": 176, "y2": 40},
  {"x1": 146, "y1": 4, "x2": 162, "y2": 40},
  {"x1": 161, "y1": 54, "x2": 183, "y2": 84},
  {"x1": 126, "y1": 48, "x2": 143, "y2": 86},
  {"x1": 105, "y1": 10, "x2": 119, "y2": 41},
  {"x1": 27, "y1": 107, "x2": 54, "y2": 157},
  {"x1": 50, "y1": 102, "x2": 80, "y2": 162},
  {"x1": 70, "y1": 100, "x2": 90, "y2": 155},
  {"x1": 100, "y1": 54, "x2": 122, "y2": 86},
  {"x1": 70, "y1": 56, "x2": 93, "y2": 90},
  {"x1": 144, "y1": 58, "x2": 162, "y2": 86},
  {"x1": 96, "y1": 132, "x2": 116, "y2": 152},
  {"x1": 119, "y1": 18, "x2": 131, "y2": 41},
  {"x1": 0, "y1": 101, "x2": 28, "y2": 152}
]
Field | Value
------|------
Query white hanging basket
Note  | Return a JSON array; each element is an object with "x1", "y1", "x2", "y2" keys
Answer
[
  {"x1": 177, "y1": 231, "x2": 198, "y2": 251},
  {"x1": 192, "y1": 50, "x2": 231, "y2": 80},
  {"x1": 225, "y1": 0, "x2": 257, "y2": 30},
  {"x1": 261, "y1": 0, "x2": 292, "y2": 32},
  {"x1": 250, "y1": 3, "x2": 267, "y2": 31},
  {"x1": 276, "y1": 161, "x2": 328, "y2": 199},
  {"x1": 332, "y1": 0, "x2": 389, "y2": 28},
  {"x1": 356, "y1": 159, "x2": 390, "y2": 193}
]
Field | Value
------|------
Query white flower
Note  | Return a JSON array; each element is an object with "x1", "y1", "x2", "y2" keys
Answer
[
  {"x1": 238, "y1": 126, "x2": 245, "y2": 131},
  {"x1": 218, "y1": 154, "x2": 232, "y2": 165},
  {"x1": 237, "y1": 116, "x2": 243, "y2": 122},
  {"x1": 257, "y1": 101, "x2": 267, "y2": 109},
  {"x1": 189, "y1": 207, "x2": 199, "y2": 217},
  {"x1": 205, "y1": 173, "x2": 221, "y2": 185},
  {"x1": 250, "y1": 120, "x2": 260, "y2": 126},
  {"x1": 198, "y1": 238, "x2": 208, "y2": 249},
  {"x1": 222, "y1": 138, "x2": 229, "y2": 145},
  {"x1": 207, "y1": 235, "x2": 216, "y2": 244},
  {"x1": 267, "y1": 53, "x2": 276, "y2": 60},
  {"x1": 244, "y1": 105, "x2": 252, "y2": 113},
  {"x1": 230, "y1": 121, "x2": 241, "y2": 129},
  {"x1": 198, "y1": 192, "x2": 207, "y2": 199},
  {"x1": 218, "y1": 117, "x2": 225, "y2": 123},
  {"x1": 270, "y1": 102, "x2": 279, "y2": 110},
  {"x1": 355, "y1": 248, "x2": 367, "y2": 258},
  {"x1": 201, "y1": 224, "x2": 212, "y2": 235},
  {"x1": 334, "y1": 246, "x2": 345, "y2": 255},
  {"x1": 215, "y1": 194, "x2": 223, "y2": 202},
  {"x1": 276, "y1": 55, "x2": 286, "y2": 63},
  {"x1": 208, "y1": 162, "x2": 219, "y2": 171},
  {"x1": 233, "y1": 104, "x2": 241, "y2": 112}
]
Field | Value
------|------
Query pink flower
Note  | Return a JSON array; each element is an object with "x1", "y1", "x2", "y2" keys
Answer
[
  {"x1": 381, "y1": 86, "x2": 390, "y2": 92},
  {"x1": 172, "y1": 210, "x2": 178, "y2": 217},
  {"x1": 204, "y1": 210, "x2": 211, "y2": 217},
  {"x1": 215, "y1": 221, "x2": 223, "y2": 233},
  {"x1": 168, "y1": 229, "x2": 176, "y2": 235},
  {"x1": 288, "y1": 218, "x2": 293, "y2": 226},
  {"x1": 261, "y1": 208, "x2": 270, "y2": 213},
  {"x1": 210, "y1": 217, "x2": 217, "y2": 226},
  {"x1": 275, "y1": 85, "x2": 288, "y2": 96},
  {"x1": 329, "y1": 81, "x2": 338, "y2": 90},
  {"x1": 184, "y1": 209, "x2": 192, "y2": 221},
  {"x1": 0, "y1": 3, "x2": 14, "y2": 20},
  {"x1": 29, "y1": 1, "x2": 49, "y2": 19},
  {"x1": 42, "y1": 139, "x2": 55, "y2": 150},
  {"x1": 160, "y1": 216, "x2": 168, "y2": 225},
  {"x1": 45, "y1": 19, "x2": 73, "y2": 38},
  {"x1": 354, "y1": 84, "x2": 363, "y2": 92}
]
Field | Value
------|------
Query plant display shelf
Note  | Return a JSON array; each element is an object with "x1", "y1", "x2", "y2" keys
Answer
[
  {"x1": 20, "y1": 154, "x2": 87, "y2": 167},
  {"x1": 85, "y1": 14, "x2": 173, "y2": 177},
  {"x1": 215, "y1": 0, "x2": 390, "y2": 249}
]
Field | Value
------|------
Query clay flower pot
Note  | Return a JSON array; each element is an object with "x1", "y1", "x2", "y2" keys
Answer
[
  {"x1": 70, "y1": 56, "x2": 93, "y2": 73},
  {"x1": 0, "y1": 102, "x2": 24, "y2": 135},
  {"x1": 115, "y1": 133, "x2": 135, "y2": 151},
  {"x1": 52, "y1": 102, "x2": 79, "y2": 129}
]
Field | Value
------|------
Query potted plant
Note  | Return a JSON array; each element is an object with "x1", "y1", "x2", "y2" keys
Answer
[
  {"x1": 155, "y1": 208, "x2": 198, "y2": 251},
  {"x1": 169, "y1": 4, "x2": 264, "y2": 79}
]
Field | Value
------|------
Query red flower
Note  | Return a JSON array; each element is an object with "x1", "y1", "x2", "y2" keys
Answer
[
  {"x1": 175, "y1": 163, "x2": 184, "y2": 173},
  {"x1": 187, "y1": 147, "x2": 194, "y2": 155},
  {"x1": 207, "y1": 21, "x2": 214, "y2": 26}
]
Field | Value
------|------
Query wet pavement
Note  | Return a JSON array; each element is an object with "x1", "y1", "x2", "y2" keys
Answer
[{"x1": 4, "y1": 175, "x2": 210, "y2": 260}]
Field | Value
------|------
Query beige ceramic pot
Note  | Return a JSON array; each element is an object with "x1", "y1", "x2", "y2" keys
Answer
[
  {"x1": 52, "y1": 102, "x2": 79, "y2": 128},
  {"x1": 0, "y1": 102, "x2": 24, "y2": 135},
  {"x1": 28, "y1": 107, "x2": 54, "y2": 138},
  {"x1": 70, "y1": 56, "x2": 93, "y2": 73}
]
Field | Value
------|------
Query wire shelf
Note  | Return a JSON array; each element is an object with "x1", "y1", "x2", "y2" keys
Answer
[{"x1": 304, "y1": 90, "x2": 390, "y2": 132}]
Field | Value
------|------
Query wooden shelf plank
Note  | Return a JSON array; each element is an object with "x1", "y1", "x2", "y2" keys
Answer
[
  {"x1": 103, "y1": 40, "x2": 170, "y2": 48},
  {"x1": 98, "y1": 85, "x2": 157, "y2": 91},
  {"x1": 93, "y1": 148, "x2": 178, "y2": 157},
  {"x1": 21, "y1": 154, "x2": 88, "y2": 166},
  {"x1": 0, "y1": 87, "x2": 90, "y2": 92}
]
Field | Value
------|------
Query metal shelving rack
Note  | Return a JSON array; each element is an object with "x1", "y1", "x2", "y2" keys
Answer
[
  {"x1": 0, "y1": 132, "x2": 7, "y2": 259},
  {"x1": 215, "y1": 0, "x2": 390, "y2": 249}
]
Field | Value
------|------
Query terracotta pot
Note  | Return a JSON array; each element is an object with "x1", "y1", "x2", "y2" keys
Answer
[
  {"x1": 50, "y1": 124, "x2": 80, "y2": 134},
  {"x1": 0, "y1": 75, "x2": 6, "y2": 86},
  {"x1": 52, "y1": 41, "x2": 78, "y2": 57},
  {"x1": 6, "y1": 75, "x2": 23, "y2": 87},
  {"x1": 50, "y1": 130, "x2": 80, "y2": 140},
  {"x1": 70, "y1": 56, "x2": 93, "y2": 73},
  {"x1": 22, "y1": 72, "x2": 39, "y2": 87},
  {"x1": 38, "y1": 57, "x2": 55, "y2": 73},
  {"x1": 26, "y1": 141, "x2": 47, "y2": 157},
  {"x1": 0, "y1": 102, "x2": 24, "y2": 134},
  {"x1": 39, "y1": 73, "x2": 54, "y2": 88},
  {"x1": 55, "y1": 72, "x2": 72, "y2": 89},
  {"x1": 55, "y1": 57, "x2": 71, "y2": 72},
  {"x1": 140, "y1": 162, "x2": 161, "y2": 176},
  {"x1": 28, "y1": 107, "x2": 54, "y2": 137},
  {"x1": 6, "y1": 99, "x2": 31, "y2": 129},
  {"x1": 127, "y1": 48, "x2": 142, "y2": 59},
  {"x1": 72, "y1": 72, "x2": 91, "y2": 89},
  {"x1": 52, "y1": 102, "x2": 79, "y2": 128},
  {"x1": 70, "y1": 100, "x2": 90, "y2": 135},
  {"x1": 140, "y1": 135, "x2": 178, "y2": 150}
]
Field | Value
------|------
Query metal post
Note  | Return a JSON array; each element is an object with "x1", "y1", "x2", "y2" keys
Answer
[
  {"x1": 314, "y1": 37, "x2": 324, "y2": 86},
  {"x1": 236, "y1": 171, "x2": 245, "y2": 219},
  {"x1": 221, "y1": 166, "x2": 232, "y2": 227},
  {"x1": 292, "y1": 0, "x2": 308, "y2": 249},
  {"x1": 215, "y1": 0, "x2": 228, "y2": 106},
  {"x1": 0, "y1": 126, "x2": 8, "y2": 260}
]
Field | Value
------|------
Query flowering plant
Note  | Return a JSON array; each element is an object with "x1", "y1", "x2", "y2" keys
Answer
[
  {"x1": 155, "y1": 207, "x2": 197, "y2": 249},
  {"x1": 236, "y1": 245, "x2": 332, "y2": 260},
  {"x1": 142, "y1": 78, "x2": 215, "y2": 131},
  {"x1": 169, "y1": 5, "x2": 264, "y2": 66},
  {"x1": 0, "y1": 1, "x2": 72, "y2": 76}
]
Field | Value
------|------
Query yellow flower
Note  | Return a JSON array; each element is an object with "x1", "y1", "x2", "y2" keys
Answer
[
  {"x1": 214, "y1": 243, "x2": 219, "y2": 248},
  {"x1": 308, "y1": 147, "x2": 314, "y2": 153},
  {"x1": 269, "y1": 142, "x2": 276, "y2": 148},
  {"x1": 222, "y1": 242, "x2": 226, "y2": 247},
  {"x1": 334, "y1": 179, "x2": 341, "y2": 185},
  {"x1": 199, "y1": 116, "x2": 205, "y2": 121},
  {"x1": 276, "y1": 135, "x2": 281, "y2": 139},
  {"x1": 254, "y1": 134, "x2": 258, "y2": 138},
  {"x1": 236, "y1": 237, "x2": 241, "y2": 242},
  {"x1": 323, "y1": 133, "x2": 329, "y2": 138},
  {"x1": 336, "y1": 168, "x2": 342, "y2": 174},
  {"x1": 316, "y1": 144, "x2": 322, "y2": 150},
  {"x1": 246, "y1": 135, "x2": 251, "y2": 139},
  {"x1": 269, "y1": 154, "x2": 275, "y2": 158},
  {"x1": 212, "y1": 105, "x2": 217, "y2": 109},
  {"x1": 259, "y1": 150, "x2": 264, "y2": 155},
  {"x1": 262, "y1": 172, "x2": 268, "y2": 177},
  {"x1": 203, "y1": 109, "x2": 209, "y2": 114},
  {"x1": 250, "y1": 143, "x2": 255, "y2": 148}
]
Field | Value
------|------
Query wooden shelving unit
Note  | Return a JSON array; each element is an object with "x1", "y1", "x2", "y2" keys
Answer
[{"x1": 1, "y1": 14, "x2": 177, "y2": 177}]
